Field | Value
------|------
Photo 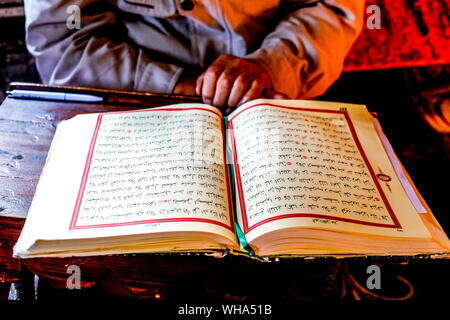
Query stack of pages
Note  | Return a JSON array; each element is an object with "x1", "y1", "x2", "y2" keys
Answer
[{"x1": 14, "y1": 99, "x2": 450, "y2": 258}]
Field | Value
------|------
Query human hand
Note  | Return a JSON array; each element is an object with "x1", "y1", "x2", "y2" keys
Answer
[{"x1": 195, "y1": 54, "x2": 272, "y2": 111}]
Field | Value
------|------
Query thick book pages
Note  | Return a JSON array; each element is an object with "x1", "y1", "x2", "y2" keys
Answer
[
  {"x1": 14, "y1": 105, "x2": 239, "y2": 257},
  {"x1": 13, "y1": 99, "x2": 450, "y2": 258},
  {"x1": 226, "y1": 100, "x2": 449, "y2": 256}
]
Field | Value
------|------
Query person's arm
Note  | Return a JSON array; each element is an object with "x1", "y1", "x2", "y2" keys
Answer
[
  {"x1": 23, "y1": 0, "x2": 183, "y2": 93},
  {"x1": 245, "y1": 0, "x2": 365, "y2": 99},
  {"x1": 196, "y1": 0, "x2": 364, "y2": 109}
]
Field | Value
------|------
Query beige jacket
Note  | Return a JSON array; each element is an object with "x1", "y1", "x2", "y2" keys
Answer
[{"x1": 23, "y1": 0, "x2": 364, "y2": 99}]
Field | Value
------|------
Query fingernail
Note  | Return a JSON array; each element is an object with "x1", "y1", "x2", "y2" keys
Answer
[
  {"x1": 204, "y1": 98, "x2": 212, "y2": 105},
  {"x1": 238, "y1": 98, "x2": 247, "y2": 106}
]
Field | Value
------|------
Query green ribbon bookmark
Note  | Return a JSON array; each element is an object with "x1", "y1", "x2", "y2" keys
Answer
[{"x1": 223, "y1": 116, "x2": 256, "y2": 257}]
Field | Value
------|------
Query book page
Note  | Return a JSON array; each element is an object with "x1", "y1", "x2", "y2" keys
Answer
[
  {"x1": 23, "y1": 104, "x2": 236, "y2": 244},
  {"x1": 227, "y1": 99, "x2": 431, "y2": 243}
]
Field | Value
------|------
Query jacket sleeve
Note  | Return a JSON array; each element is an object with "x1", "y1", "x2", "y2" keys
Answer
[
  {"x1": 23, "y1": 0, "x2": 183, "y2": 93},
  {"x1": 245, "y1": 0, "x2": 364, "y2": 99}
]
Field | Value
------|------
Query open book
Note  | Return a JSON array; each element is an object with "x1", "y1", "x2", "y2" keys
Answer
[{"x1": 13, "y1": 99, "x2": 450, "y2": 258}]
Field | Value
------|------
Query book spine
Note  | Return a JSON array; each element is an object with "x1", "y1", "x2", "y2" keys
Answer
[{"x1": 223, "y1": 116, "x2": 257, "y2": 257}]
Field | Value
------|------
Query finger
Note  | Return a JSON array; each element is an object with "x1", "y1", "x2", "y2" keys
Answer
[
  {"x1": 201, "y1": 56, "x2": 230, "y2": 104},
  {"x1": 238, "y1": 79, "x2": 267, "y2": 106},
  {"x1": 272, "y1": 92, "x2": 288, "y2": 99},
  {"x1": 212, "y1": 66, "x2": 241, "y2": 107},
  {"x1": 227, "y1": 73, "x2": 253, "y2": 108},
  {"x1": 262, "y1": 89, "x2": 288, "y2": 99},
  {"x1": 196, "y1": 73, "x2": 205, "y2": 96}
]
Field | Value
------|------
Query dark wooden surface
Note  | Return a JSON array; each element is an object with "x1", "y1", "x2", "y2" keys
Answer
[{"x1": 0, "y1": 96, "x2": 133, "y2": 284}]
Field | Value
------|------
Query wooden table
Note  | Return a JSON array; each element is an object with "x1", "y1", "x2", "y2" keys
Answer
[
  {"x1": 0, "y1": 84, "x2": 342, "y2": 301},
  {"x1": 0, "y1": 82, "x2": 448, "y2": 301}
]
